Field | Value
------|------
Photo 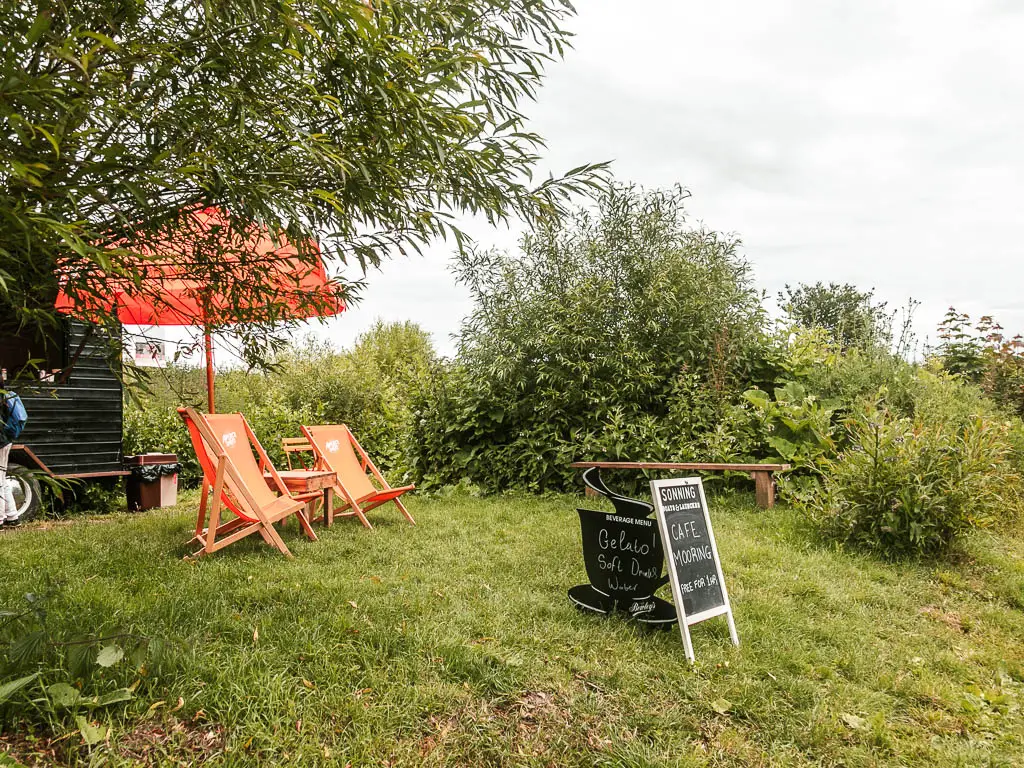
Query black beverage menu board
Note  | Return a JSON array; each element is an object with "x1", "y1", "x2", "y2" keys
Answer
[
  {"x1": 577, "y1": 509, "x2": 665, "y2": 601},
  {"x1": 650, "y1": 477, "x2": 738, "y2": 661},
  {"x1": 567, "y1": 467, "x2": 678, "y2": 627}
]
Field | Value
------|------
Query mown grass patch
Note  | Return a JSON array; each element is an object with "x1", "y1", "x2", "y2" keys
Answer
[{"x1": 1, "y1": 491, "x2": 1023, "y2": 766}]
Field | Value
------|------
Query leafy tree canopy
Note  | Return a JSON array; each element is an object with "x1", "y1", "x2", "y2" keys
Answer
[
  {"x1": 0, "y1": 0, "x2": 605, "y2": 365},
  {"x1": 778, "y1": 282, "x2": 887, "y2": 349},
  {"x1": 455, "y1": 184, "x2": 765, "y2": 392}
]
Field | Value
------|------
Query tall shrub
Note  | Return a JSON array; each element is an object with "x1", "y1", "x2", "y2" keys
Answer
[
  {"x1": 275, "y1": 323, "x2": 435, "y2": 479},
  {"x1": 935, "y1": 308, "x2": 1024, "y2": 417},
  {"x1": 411, "y1": 185, "x2": 768, "y2": 491},
  {"x1": 779, "y1": 282, "x2": 888, "y2": 350}
]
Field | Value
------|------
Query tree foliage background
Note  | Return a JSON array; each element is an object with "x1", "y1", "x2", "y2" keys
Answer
[
  {"x1": 0, "y1": 0, "x2": 604, "y2": 365},
  {"x1": 778, "y1": 282, "x2": 888, "y2": 350},
  {"x1": 119, "y1": 180, "x2": 1024, "y2": 558}
]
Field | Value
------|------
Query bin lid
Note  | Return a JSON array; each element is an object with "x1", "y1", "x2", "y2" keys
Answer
[{"x1": 124, "y1": 453, "x2": 178, "y2": 465}]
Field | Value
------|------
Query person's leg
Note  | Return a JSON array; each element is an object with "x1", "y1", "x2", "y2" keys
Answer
[{"x1": 0, "y1": 443, "x2": 10, "y2": 523}]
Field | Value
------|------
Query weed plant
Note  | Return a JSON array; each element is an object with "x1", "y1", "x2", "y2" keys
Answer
[{"x1": 805, "y1": 404, "x2": 1022, "y2": 558}]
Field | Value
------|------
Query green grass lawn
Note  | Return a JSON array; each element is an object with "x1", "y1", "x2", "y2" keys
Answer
[{"x1": 1, "y1": 489, "x2": 1024, "y2": 766}]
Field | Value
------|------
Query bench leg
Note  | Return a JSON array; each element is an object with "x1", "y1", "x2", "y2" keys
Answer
[{"x1": 753, "y1": 471, "x2": 775, "y2": 509}]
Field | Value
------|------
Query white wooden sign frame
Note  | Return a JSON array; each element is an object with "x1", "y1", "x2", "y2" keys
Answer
[{"x1": 650, "y1": 477, "x2": 739, "y2": 662}]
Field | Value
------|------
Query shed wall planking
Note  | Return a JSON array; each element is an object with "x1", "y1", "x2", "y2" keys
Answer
[{"x1": 9, "y1": 321, "x2": 124, "y2": 476}]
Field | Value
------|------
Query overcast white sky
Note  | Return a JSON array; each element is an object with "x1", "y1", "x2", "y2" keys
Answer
[{"x1": 159, "y1": 0, "x2": 1024, "y2": 362}]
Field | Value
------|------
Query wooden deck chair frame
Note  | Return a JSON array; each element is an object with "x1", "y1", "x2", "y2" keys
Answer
[
  {"x1": 300, "y1": 424, "x2": 415, "y2": 529},
  {"x1": 281, "y1": 437, "x2": 316, "y2": 470},
  {"x1": 178, "y1": 407, "x2": 319, "y2": 558}
]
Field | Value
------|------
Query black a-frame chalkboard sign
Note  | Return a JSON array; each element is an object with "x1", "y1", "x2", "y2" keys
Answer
[{"x1": 650, "y1": 477, "x2": 739, "y2": 661}]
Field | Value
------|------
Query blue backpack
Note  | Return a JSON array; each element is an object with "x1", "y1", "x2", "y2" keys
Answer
[{"x1": 1, "y1": 392, "x2": 27, "y2": 446}]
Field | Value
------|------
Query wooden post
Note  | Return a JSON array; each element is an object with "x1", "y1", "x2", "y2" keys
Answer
[
  {"x1": 753, "y1": 471, "x2": 775, "y2": 509},
  {"x1": 195, "y1": 482, "x2": 210, "y2": 539},
  {"x1": 204, "y1": 329, "x2": 216, "y2": 414}
]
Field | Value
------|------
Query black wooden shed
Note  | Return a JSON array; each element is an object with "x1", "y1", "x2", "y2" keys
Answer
[{"x1": 2, "y1": 320, "x2": 126, "y2": 482}]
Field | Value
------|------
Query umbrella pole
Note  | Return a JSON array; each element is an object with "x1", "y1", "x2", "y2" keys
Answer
[{"x1": 204, "y1": 329, "x2": 215, "y2": 413}]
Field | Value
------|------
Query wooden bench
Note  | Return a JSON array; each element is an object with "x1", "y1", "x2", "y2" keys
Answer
[{"x1": 569, "y1": 461, "x2": 792, "y2": 509}]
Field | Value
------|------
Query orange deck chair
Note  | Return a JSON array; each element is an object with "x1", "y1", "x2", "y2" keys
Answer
[
  {"x1": 178, "y1": 407, "x2": 320, "y2": 558},
  {"x1": 300, "y1": 424, "x2": 415, "y2": 528}
]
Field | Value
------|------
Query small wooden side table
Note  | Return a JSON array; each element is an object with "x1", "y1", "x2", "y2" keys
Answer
[{"x1": 264, "y1": 469, "x2": 337, "y2": 527}]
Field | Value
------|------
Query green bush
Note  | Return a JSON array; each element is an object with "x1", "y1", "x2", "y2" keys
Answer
[
  {"x1": 802, "y1": 404, "x2": 1022, "y2": 559},
  {"x1": 124, "y1": 406, "x2": 200, "y2": 486},
  {"x1": 274, "y1": 322, "x2": 434, "y2": 481},
  {"x1": 742, "y1": 381, "x2": 837, "y2": 469},
  {"x1": 411, "y1": 184, "x2": 769, "y2": 492},
  {"x1": 124, "y1": 321, "x2": 434, "y2": 488},
  {"x1": 778, "y1": 281, "x2": 889, "y2": 350},
  {"x1": 767, "y1": 325, "x2": 918, "y2": 419},
  {"x1": 909, "y1": 362, "x2": 1006, "y2": 427}
]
